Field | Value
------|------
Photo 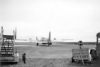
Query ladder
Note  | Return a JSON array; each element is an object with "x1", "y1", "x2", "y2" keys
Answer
[
  {"x1": 0, "y1": 35, "x2": 14, "y2": 57},
  {"x1": 0, "y1": 26, "x2": 18, "y2": 62}
]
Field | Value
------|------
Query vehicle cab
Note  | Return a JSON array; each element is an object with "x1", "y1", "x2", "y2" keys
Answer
[{"x1": 96, "y1": 32, "x2": 100, "y2": 58}]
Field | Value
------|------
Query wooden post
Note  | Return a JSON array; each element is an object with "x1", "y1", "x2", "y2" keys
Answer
[
  {"x1": 82, "y1": 60, "x2": 84, "y2": 65},
  {"x1": 78, "y1": 40, "x2": 85, "y2": 65}
]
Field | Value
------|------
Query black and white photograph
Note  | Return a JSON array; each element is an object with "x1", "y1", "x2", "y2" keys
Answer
[{"x1": 0, "y1": 0, "x2": 100, "y2": 67}]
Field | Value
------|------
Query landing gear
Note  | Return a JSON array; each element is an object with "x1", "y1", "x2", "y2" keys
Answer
[
  {"x1": 36, "y1": 43, "x2": 39, "y2": 46},
  {"x1": 71, "y1": 57, "x2": 75, "y2": 63},
  {"x1": 48, "y1": 43, "x2": 52, "y2": 46}
]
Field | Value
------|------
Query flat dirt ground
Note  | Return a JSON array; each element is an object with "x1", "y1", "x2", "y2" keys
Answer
[{"x1": 1, "y1": 42, "x2": 100, "y2": 67}]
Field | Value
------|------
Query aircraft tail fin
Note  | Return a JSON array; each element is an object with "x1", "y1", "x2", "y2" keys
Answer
[
  {"x1": 48, "y1": 32, "x2": 51, "y2": 42},
  {"x1": 36, "y1": 37, "x2": 38, "y2": 40}
]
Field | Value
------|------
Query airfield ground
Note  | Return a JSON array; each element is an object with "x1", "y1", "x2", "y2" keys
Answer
[{"x1": 0, "y1": 42, "x2": 100, "y2": 67}]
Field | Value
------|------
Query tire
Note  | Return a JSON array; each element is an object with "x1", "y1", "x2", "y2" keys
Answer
[
  {"x1": 37, "y1": 43, "x2": 39, "y2": 46},
  {"x1": 48, "y1": 43, "x2": 51, "y2": 46},
  {"x1": 49, "y1": 43, "x2": 52, "y2": 46},
  {"x1": 71, "y1": 57, "x2": 75, "y2": 63},
  {"x1": 89, "y1": 61, "x2": 92, "y2": 64}
]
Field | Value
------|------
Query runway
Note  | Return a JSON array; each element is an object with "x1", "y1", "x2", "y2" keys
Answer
[
  {"x1": 1, "y1": 42, "x2": 99, "y2": 67},
  {"x1": 15, "y1": 43, "x2": 96, "y2": 58}
]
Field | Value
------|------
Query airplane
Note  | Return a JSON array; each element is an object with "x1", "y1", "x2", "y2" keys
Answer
[{"x1": 36, "y1": 32, "x2": 52, "y2": 46}]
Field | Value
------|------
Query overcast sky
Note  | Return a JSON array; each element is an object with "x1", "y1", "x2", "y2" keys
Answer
[{"x1": 0, "y1": 0, "x2": 100, "y2": 42}]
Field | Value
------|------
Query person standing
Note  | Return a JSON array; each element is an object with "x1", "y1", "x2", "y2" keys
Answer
[{"x1": 22, "y1": 53, "x2": 26, "y2": 64}]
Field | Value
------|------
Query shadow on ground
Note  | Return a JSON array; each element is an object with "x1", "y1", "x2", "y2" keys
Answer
[{"x1": 0, "y1": 58, "x2": 100, "y2": 67}]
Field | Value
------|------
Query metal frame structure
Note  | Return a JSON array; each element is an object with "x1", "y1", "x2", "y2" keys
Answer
[
  {"x1": 0, "y1": 26, "x2": 19, "y2": 63},
  {"x1": 71, "y1": 41, "x2": 91, "y2": 65}
]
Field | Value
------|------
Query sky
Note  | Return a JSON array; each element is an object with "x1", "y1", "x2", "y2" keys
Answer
[{"x1": 0, "y1": 0, "x2": 100, "y2": 42}]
